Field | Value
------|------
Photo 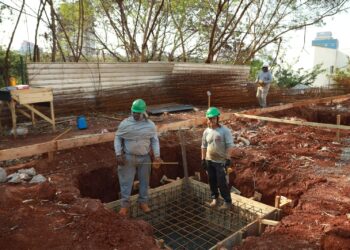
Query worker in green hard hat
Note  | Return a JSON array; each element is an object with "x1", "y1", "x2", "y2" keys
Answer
[
  {"x1": 114, "y1": 99, "x2": 162, "y2": 217},
  {"x1": 201, "y1": 107, "x2": 234, "y2": 210}
]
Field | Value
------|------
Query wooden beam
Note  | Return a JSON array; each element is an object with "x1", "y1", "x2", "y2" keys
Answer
[
  {"x1": 234, "y1": 113, "x2": 350, "y2": 131},
  {"x1": 57, "y1": 132, "x2": 114, "y2": 150},
  {"x1": 246, "y1": 93, "x2": 350, "y2": 115},
  {"x1": 0, "y1": 117, "x2": 202, "y2": 161},
  {"x1": 9, "y1": 100, "x2": 17, "y2": 137},
  {"x1": 0, "y1": 141, "x2": 55, "y2": 160},
  {"x1": 17, "y1": 108, "x2": 32, "y2": 119},
  {"x1": 260, "y1": 219, "x2": 279, "y2": 226},
  {"x1": 2, "y1": 95, "x2": 350, "y2": 162},
  {"x1": 21, "y1": 103, "x2": 54, "y2": 125},
  {"x1": 50, "y1": 101, "x2": 56, "y2": 132}
]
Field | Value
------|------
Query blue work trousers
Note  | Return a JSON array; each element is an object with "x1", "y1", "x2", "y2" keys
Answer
[
  {"x1": 207, "y1": 160, "x2": 232, "y2": 203},
  {"x1": 117, "y1": 154, "x2": 151, "y2": 208}
]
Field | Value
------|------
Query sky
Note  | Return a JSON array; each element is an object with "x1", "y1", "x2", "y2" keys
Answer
[
  {"x1": 283, "y1": 11, "x2": 350, "y2": 70},
  {"x1": 0, "y1": 0, "x2": 349, "y2": 71}
]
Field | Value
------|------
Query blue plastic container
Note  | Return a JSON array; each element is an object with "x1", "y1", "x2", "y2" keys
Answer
[{"x1": 77, "y1": 115, "x2": 88, "y2": 130}]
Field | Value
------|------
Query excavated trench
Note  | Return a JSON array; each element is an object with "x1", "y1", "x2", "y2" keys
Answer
[
  {"x1": 76, "y1": 131, "x2": 273, "y2": 205},
  {"x1": 268, "y1": 105, "x2": 350, "y2": 124},
  {"x1": 76, "y1": 131, "x2": 279, "y2": 249},
  {"x1": 73, "y1": 109, "x2": 350, "y2": 249}
]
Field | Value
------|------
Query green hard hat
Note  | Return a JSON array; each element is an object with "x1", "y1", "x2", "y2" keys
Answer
[
  {"x1": 206, "y1": 107, "x2": 220, "y2": 118},
  {"x1": 131, "y1": 99, "x2": 147, "y2": 113}
]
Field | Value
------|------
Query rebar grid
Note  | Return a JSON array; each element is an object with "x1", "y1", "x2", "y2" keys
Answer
[{"x1": 114, "y1": 182, "x2": 260, "y2": 249}]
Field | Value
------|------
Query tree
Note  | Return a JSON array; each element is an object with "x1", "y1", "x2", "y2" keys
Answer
[
  {"x1": 0, "y1": 47, "x2": 27, "y2": 87},
  {"x1": 3, "y1": 0, "x2": 25, "y2": 85},
  {"x1": 203, "y1": 0, "x2": 349, "y2": 64},
  {"x1": 332, "y1": 59, "x2": 350, "y2": 85},
  {"x1": 274, "y1": 64, "x2": 325, "y2": 88}
]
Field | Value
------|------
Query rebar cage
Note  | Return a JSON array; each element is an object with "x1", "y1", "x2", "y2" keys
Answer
[{"x1": 106, "y1": 179, "x2": 277, "y2": 249}]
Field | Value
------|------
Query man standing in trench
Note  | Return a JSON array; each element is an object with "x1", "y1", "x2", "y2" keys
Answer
[
  {"x1": 114, "y1": 99, "x2": 161, "y2": 217},
  {"x1": 201, "y1": 107, "x2": 234, "y2": 210},
  {"x1": 256, "y1": 63, "x2": 273, "y2": 108}
]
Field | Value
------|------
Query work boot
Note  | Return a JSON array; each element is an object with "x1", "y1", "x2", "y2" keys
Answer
[
  {"x1": 209, "y1": 199, "x2": 218, "y2": 207},
  {"x1": 139, "y1": 203, "x2": 151, "y2": 213},
  {"x1": 119, "y1": 207, "x2": 129, "y2": 217},
  {"x1": 219, "y1": 202, "x2": 232, "y2": 210}
]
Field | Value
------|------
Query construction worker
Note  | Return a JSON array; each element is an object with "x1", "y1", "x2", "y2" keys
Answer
[
  {"x1": 256, "y1": 63, "x2": 273, "y2": 108},
  {"x1": 114, "y1": 99, "x2": 161, "y2": 217},
  {"x1": 201, "y1": 107, "x2": 234, "y2": 210}
]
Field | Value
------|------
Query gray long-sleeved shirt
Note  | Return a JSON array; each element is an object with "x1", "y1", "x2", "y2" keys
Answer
[
  {"x1": 257, "y1": 71, "x2": 272, "y2": 84},
  {"x1": 114, "y1": 119, "x2": 160, "y2": 157}
]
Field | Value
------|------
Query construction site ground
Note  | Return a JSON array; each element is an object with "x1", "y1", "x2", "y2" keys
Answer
[{"x1": 1, "y1": 101, "x2": 350, "y2": 250}]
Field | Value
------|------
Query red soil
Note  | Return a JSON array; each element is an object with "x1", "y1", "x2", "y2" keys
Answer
[{"x1": 1, "y1": 107, "x2": 350, "y2": 249}]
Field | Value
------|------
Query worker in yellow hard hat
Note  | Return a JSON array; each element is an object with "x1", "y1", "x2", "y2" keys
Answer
[{"x1": 201, "y1": 107, "x2": 234, "y2": 210}]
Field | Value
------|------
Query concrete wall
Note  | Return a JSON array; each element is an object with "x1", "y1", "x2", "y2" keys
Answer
[{"x1": 313, "y1": 47, "x2": 349, "y2": 87}]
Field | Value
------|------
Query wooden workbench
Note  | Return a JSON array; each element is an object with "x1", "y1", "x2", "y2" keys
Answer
[{"x1": 1, "y1": 87, "x2": 56, "y2": 137}]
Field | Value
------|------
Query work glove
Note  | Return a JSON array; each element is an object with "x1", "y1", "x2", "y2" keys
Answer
[
  {"x1": 152, "y1": 157, "x2": 163, "y2": 169},
  {"x1": 116, "y1": 155, "x2": 125, "y2": 166},
  {"x1": 201, "y1": 159, "x2": 207, "y2": 170}
]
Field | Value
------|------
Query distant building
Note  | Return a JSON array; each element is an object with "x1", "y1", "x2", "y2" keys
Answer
[{"x1": 312, "y1": 32, "x2": 349, "y2": 87}]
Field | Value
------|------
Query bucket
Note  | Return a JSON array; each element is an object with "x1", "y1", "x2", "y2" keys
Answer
[
  {"x1": 9, "y1": 77, "x2": 17, "y2": 86},
  {"x1": 77, "y1": 116, "x2": 88, "y2": 130}
]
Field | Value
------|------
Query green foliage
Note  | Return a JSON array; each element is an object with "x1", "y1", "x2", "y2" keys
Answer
[
  {"x1": 58, "y1": 0, "x2": 95, "y2": 56},
  {"x1": 0, "y1": 47, "x2": 27, "y2": 87},
  {"x1": 332, "y1": 58, "x2": 350, "y2": 85},
  {"x1": 274, "y1": 64, "x2": 325, "y2": 88},
  {"x1": 249, "y1": 59, "x2": 263, "y2": 80}
]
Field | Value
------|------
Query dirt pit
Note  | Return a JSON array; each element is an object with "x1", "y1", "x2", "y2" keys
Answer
[
  {"x1": 1, "y1": 109, "x2": 350, "y2": 249},
  {"x1": 267, "y1": 100, "x2": 350, "y2": 125}
]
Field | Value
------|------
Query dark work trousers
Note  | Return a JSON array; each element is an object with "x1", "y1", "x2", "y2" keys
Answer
[{"x1": 207, "y1": 160, "x2": 232, "y2": 203}]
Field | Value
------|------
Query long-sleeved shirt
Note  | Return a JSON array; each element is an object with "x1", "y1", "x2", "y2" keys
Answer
[
  {"x1": 114, "y1": 118, "x2": 160, "y2": 157},
  {"x1": 257, "y1": 71, "x2": 272, "y2": 85}
]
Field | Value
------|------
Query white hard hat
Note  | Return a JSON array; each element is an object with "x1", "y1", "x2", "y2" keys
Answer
[{"x1": 262, "y1": 63, "x2": 269, "y2": 68}]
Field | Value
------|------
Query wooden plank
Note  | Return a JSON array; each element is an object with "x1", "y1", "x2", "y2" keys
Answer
[
  {"x1": 234, "y1": 113, "x2": 350, "y2": 131},
  {"x1": 10, "y1": 88, "x2": 52, "y2": 94},
  {"x1": 18, "y1": 102, "x2": 54, "y2": 125},
  {"x1": 105, "y1": 178, "x2": 183, "y2": 209},
  {"x1": 50, "y1": 101, "x2": 56, "y2": 132},
  {"x1": 17, "y1": 92, "x2": 53, "y2": 104},
  {"x1": 0, "y1": 141, "x2": 55, "y2": 160},
  {"x1": 9, "y1": 100, "x2": 16, "y2": 137},
  {"x1": 246, "y1": 93, "x2": 350, "y2": 115},
  {"x1": 0, "y1": 112, "x2": 236, "y2": 161},
  {"x1": 260, "y1": 219, "x2": 279, "y2": 226},
  {"x1": 230, "y1": 192, "x2": 276, "y2": 214},
  {"x1": 56, "y1": 132, "x2": 115, "y2": 150},
  {"x1": 17, "y1": 108, "x2": 31, "y2": 119}
]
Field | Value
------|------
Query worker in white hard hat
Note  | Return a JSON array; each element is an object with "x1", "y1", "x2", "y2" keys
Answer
[{"x1": 256, "y1": 63, "x2": 273, "y2": 108}]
